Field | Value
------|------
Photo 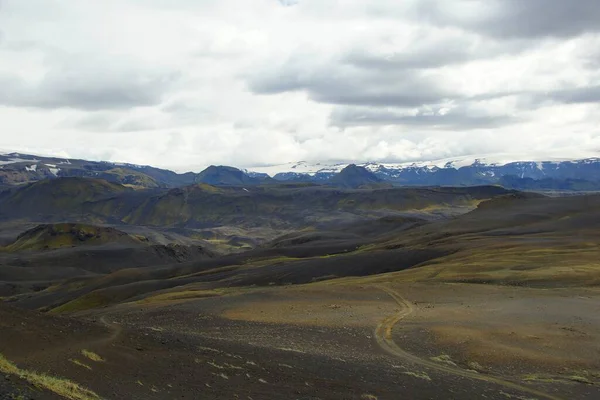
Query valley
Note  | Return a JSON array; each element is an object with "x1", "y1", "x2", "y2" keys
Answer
[{"x1": 0, "y1": 172, "x2": 599, "y2": 399}]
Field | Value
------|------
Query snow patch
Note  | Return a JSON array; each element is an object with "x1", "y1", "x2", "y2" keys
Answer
[
  {"x1": 0, "y1": 157, "x2": 39, "y2": 165},
  {"x1": 45, "y1": 164, "x2": 60, "y2": 175},
  {"x1": 114, "y1": 162, "x2": 145, "y2": 169},
  {"x1": 249, "y1": 161, "x2": 347, "y2": 176}
]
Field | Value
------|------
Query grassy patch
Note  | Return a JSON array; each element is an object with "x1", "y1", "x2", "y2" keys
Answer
[
  {"x1": 415, "y1": 244, "x2": 600, "y2": 286},
  {"x1": 0, "y1": 353, "x2": 101, "y2": 400},
  {"x1": 50, "y1": 292, "x2": 112, "y2": 314},
  {"x1": 314, "y1": 239, "x2": 600, "y2": 288},
  {"x1": 69, "y1": 359, "x2": 92, "y2": 371},
  {"x1": 361, "y1": 395, "x2": 378, "y2": 400},
  {"x1": 136, "y1": 289, "x2": 222, "y2": 305},
  {"x1": 522, "y1": 374, "x2": 561, "y2": 384},
  {"x1": 430, "y1": 354, "x2": 457, "y2": 366},
  {"x1": 522, "y1": 372, "x2": 597, "y2": 385},
  {"x1": 243, "y1": 256, "x2": 301, "y2": 268},
  {"x1": 402, "y1": 371, "x2": 432, "y2": 381},
  {"x1": 467, "y1": 361, "x2": 484, "y2": 372},
  {"x1": 568, "y1": 375, "x2": 595, "y2": 385},
  {"x1": 2, "y1": 223, "x2": 137, "y2": 253},
  {"x1": 499, "y1": 391, "x2": 538, "y2": 400},
  {"x1": 81, "y1": 350, "x2": 104, "y2": 363}
]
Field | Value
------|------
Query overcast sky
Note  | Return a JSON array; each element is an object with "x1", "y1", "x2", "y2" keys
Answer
[{"x1": 1, "y1": 0, "x2": 599, "y2": 172}]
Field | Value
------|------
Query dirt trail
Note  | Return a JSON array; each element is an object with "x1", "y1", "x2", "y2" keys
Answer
[
  {"x1": 95, "y1": 315, "x2": 122, "y2": 347},
  {"x1": 374, "y1": 285, "x2": 564, "y2": 400}
]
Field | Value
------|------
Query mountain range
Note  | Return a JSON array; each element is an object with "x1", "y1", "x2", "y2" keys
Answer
[
  {"x1": 2, "y1": 151, "x2": 600, "y2": 191},
  {"x1": 248, "y1": 157, "x2": 600, "y2": 190}
]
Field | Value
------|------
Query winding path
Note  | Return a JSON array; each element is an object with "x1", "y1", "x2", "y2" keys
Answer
[
  {"x1": 374, "y1": 286, "x2": 563, "y2": 400},
  {"x1": 95, "y1": 315, "x2": 123, "y2": 346}
]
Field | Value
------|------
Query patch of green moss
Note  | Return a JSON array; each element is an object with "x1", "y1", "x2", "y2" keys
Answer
[
  {"x1": 3, "y1": 223, "x2": 136, "y2": 252},
  {"x1": 0, "y1": 353, "x2": 100, "y2": 400},
  {"x1": 402, "y1": 371, "x2": 432, "y2": 381},
  {"x1": 50, "y1": 292, "x2": 112, "y2": 314},
  {"x1": 430, "y1": 354, "x2": 457, "y2": 366}
]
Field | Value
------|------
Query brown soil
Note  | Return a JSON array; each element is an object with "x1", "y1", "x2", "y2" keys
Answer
[{"x1": 2, "y1": 283, "x2": 600, "y2": 399}]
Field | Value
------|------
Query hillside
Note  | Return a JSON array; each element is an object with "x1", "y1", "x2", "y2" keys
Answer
[
  {"x1": 0, "y1": 177, "x2": 129, "y2": 220},
  {"x1": 0, "y1": 221, "x2": 216, "y2": 298},
  {"x1": 0, "y1": 152, "x2": 195, "y2": 188},
  {"x1": 87, "y1": 183, "x2": 513, "y2": 228},
  {"x1": 0, "y1": 177, "x2": 512, "y2": 228},
  {"x1": 1, "y1": 223, "x2": 141, "y2": 252},
  {"x1": 195, "y1": 165, "x2": 263, "y2": 186},
  {"x1": 13, "y1": 192, "x2": 600, "y2": 313}
]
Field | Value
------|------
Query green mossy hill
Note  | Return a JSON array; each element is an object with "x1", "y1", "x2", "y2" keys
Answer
[
  {"x1": 98, "y1": 168, "x2": 161, "y2": 189},
  {"x1": 195, "y1": 165, "x2": 264, "y2": 186},
  {"x1": 0, "y1": 177, "x2": 515, "y2": 228},
  {"x1": 2, "y1": 223, "x2": 141, "y2": 252},
  {"x1": 118, "y1": 184, "x2": 512, "y2": 228},
  {"x1": 0, "y1": 177, "x2": 129, "y2": 218},
  {"x1": 0, "y1": 167, "x2": 48, "y2": 185},
  {"x1": 475, "y1": 192, "x2": 546, "y2": 211}
]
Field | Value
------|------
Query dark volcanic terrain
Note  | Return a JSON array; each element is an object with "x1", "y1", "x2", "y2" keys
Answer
[{"x1": 0, "y1": 176, "x2": 599, "y2": 399}]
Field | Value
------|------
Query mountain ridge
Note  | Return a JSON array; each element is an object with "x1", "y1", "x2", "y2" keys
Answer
[
  {"x1": 248, "y1": 157, "x2": 600, "y2": 189},
  {"x1": 2, "y1": 151, "x2": 600, "y2": 190}
]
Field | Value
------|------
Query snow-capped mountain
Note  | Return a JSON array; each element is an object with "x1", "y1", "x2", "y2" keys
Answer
[
  {"x1": 0, "y1": 151, "x2": 196, "y2": 188},
  {"x1": 2, "y1": 150, "x2": 600, "y2": 191},
  {"x1": 247, "y1": 155, "x2": 600, "y2": 188}
]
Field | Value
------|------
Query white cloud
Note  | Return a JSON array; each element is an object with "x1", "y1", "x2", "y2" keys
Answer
[{"x1": 0, "y1": 0, "x2": 598, "y2": 171}]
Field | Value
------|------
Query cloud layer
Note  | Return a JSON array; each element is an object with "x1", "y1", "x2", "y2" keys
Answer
[{"x1": 0, "y1": 0, "x2": 599, "y2": 171}]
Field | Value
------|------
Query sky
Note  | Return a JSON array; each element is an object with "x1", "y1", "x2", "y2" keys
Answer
[{"x1": 1, "y1": 0, "x2": 600, "y2": 172}]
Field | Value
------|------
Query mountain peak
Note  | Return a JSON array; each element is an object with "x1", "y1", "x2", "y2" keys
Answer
[
  {"x1": 196, "y1": 165, "x2": 264, "y2": 186},
  {"x1": 329, "y1": 164, "x2": 382, "y2": 188}
]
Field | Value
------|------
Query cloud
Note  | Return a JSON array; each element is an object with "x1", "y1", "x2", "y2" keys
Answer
[
  {"x1": 415, "y1": 0, "x2": 600, "y2": 39},
  {"x1": 248, "y1": 22, "x2": 600, "y2": 132},
  {"x1": 0, "y1": 0, "x2": 599, "y2": 169},
  {"x1": 0, "y1": 63, "x2": 179, "y2": 111},
  {"x1": 343, "y1": 30, "x2": 527, "y2": 71},
  {"x1": 278, "y1": 0, "x2": 299, "y2": 6},
  {"x1": 63, "y1": 107, "x2": 175, "y2": 133},
  {"x1": 249, "y1": 57, "x2": 460, "y2": 108},
  {"x1": 330, "y1": 105, "x2": 516, "y2": 129},
  {"x1": 545, "y1": 85, "x2": 600, "y2": 105}
]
